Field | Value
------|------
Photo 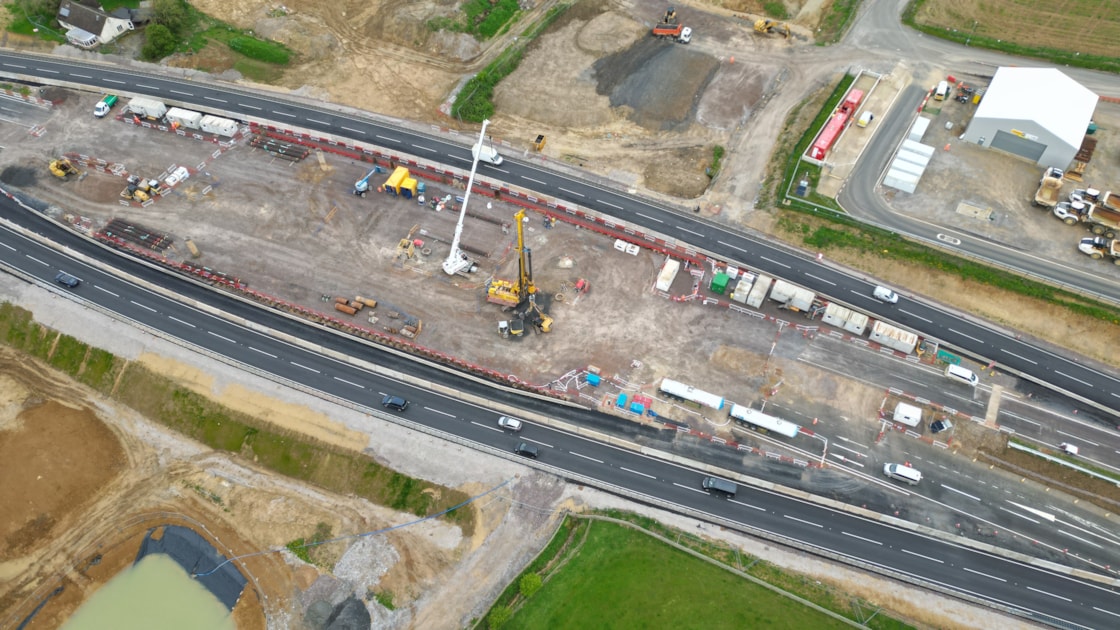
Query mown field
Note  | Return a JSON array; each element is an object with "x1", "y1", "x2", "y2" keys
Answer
[{"x1": 911, "y1": 0, "x2": 1120, "y2": 59}]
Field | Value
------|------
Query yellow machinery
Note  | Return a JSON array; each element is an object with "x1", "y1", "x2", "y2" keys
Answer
[
  {"x1": 487, "y1": 209, "x2": 552, "y2": 333},
  {"x1": 532, "y1": 134, "x2": 546, "y2": 152},
  {"x1": 49, "y1": 158, "x2": 79, "y2": 179},
  {"x1": 754, "y1": 19, "x2": 790, "y2": 38}
]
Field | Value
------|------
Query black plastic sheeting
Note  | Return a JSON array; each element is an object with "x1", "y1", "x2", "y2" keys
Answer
[{"x1": 135, "y1": 526, "x2": 247, "y2": 611}]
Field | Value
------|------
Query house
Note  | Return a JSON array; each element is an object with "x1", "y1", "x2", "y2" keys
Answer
[{"x1": 57, "y1": 0, "x2": 134, "y2": 49}]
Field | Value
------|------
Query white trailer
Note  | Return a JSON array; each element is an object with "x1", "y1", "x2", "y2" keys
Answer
[
  {"x1": 729, "y1": 404, "x2": 800, "y2": 438},
  {"x1": 869, "y1": 320, "x2": 918, "y2": 354},
  {"x1": 165, "y1": 107, "x2": 203, "y2": 130},
  {"x1": 200, "y1": 114, "x2": 238, "y2": 137},
  {"x1": 655, "y1": 258, "x2": 681, "y2": 292},
  {"x1": 127, "y1": 97, "x2": 167, "y2": 119},
  {"x1": 729, "y1": 273, "x2": 756, "y2": 304},
  {"x1": 768, "y1": 279, "x2": 815, "y2": 311},
  {"x1": 745, "y1": 274, "x2": 772, "y2": 308},
  {"x1": 821, "y1": 303, "x2": 868, "y2": 336}
]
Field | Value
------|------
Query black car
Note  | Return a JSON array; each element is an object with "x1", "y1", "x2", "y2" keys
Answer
[
  {"x1": 55, "y1": 272, "x2": 81, "y2": 288},
  {"x1": 514, "y1": 442, "x2": 539, "y2": 459},
  {"x1": 930, "y1": 419, "x2": 953, "y2": 434},
  {"x1": 381, "y1": 394, "x2": 409, "y2": 411}
]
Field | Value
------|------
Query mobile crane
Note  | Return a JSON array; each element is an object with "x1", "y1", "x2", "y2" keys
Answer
[{"x1": 487, "y1": 209, "x2": 553, "y2": 333}]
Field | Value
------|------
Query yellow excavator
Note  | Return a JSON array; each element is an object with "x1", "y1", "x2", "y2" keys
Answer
[
  {"x1": 49, "y1": 158, "x2": 79, "y2": 179},
  {"x1": 487, "y1": 209, "x2": 553, "y2": 333},
  {"x1": 754, "y1": 19, "x2": 790, "y2": 38}
]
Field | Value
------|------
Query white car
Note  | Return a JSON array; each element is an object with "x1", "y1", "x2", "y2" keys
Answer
[
  {"x1": 872, "y1": 285, "x2": 898, "y2": 304},
  {"x1": 497, "y1": 416, "x2": 523, "y2": 432}
]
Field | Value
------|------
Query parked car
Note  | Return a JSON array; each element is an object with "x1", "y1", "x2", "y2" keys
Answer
[
  {"x1": 930, "y1": 419, "x2": 953, "y2": 434},
  {"x1": 514, "y1": 442, "x2": 539, "y2": 458},
  {"x1": 55, "y1": 272, "x2": 81, "y2": 288},
  {"x1": 497, "y1": 416, "x2": 523, "y2": 432},
  {"x1": 381, "y1": 394, "x2": 408, "y2": 411}
]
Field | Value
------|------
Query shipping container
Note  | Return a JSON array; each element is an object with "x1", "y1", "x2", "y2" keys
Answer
[
  {"x1": 655, "y1": 257, "x2": 681, "y2": 292},
  {"x1": 126, "y1": 97, "x2": 167, "y2": 119},
  {"x1": 768, "y1": 279, "x2": 815, "y2": 311},
  {"x1": 709, "y1": 272, "x2": 730, "y2": 295},
  {"x1": 746, "y1": 274, "x2": 772, "y2": 308},
  {"x1": 820, "y1": 303, "x2": 868, "y2": 335},
  {"x1": 166, "y1": 107, "x2": 203, "y2": 130},
  {"x1": 200, "y1": 114, "x2": 239, "y2": 137},
  {"x1": 892, "y1": 402, "x2": 922, "y2": 428},
  {"x1": 869, "y1": 320, "x2": 919, "y2": 354}
]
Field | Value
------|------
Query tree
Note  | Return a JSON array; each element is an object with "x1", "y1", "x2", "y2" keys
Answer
[
  {"x1": 152, "y1": 0, "x2": 190, "y2": 37},
  {"x1": 141, "y1": 24, "x2": 176, "y2": 61},
  {"x1": 487, "y1": 606, "x2": 511, "y2": 630},
  {"x1": 518, "y1": 573, "x2": 542, "y2": 598}
]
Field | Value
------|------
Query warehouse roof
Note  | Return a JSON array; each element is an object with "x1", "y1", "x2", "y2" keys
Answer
[{"x1": 972, "y1": 67, "x2": 1098, "y2": 149}]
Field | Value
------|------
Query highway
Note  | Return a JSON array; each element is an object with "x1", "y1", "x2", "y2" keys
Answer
[
  {"x1": 0, "y1": 51, "x2": 1117, "y2": 418},
  {"x1": 1, "y1": 217, "x2": 1118, "y2": 629}
]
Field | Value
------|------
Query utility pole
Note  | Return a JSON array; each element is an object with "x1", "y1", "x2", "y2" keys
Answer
[{"x1": 442, "y1": 119, "x2": 490, "y2": 275}]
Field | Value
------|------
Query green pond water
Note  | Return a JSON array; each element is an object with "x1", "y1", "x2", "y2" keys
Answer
[{"x1": 62, "y1": 553, "x2": 235, "y2": 630}]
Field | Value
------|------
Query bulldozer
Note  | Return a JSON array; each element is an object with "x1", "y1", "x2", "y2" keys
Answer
[
  {"x1": 487, "y1": 209, "x2": 553, "y2": 334},
  {"x1": 754, "y1": 19, "x2": 790, "y2": 38},
  {"x1": 49, "y1": 158, "x2": 79, "y2": 179}
]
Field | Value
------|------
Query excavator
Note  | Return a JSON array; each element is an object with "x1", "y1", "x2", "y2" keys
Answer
[
  {"x1": 49, "y1": 158, "x2": 80, "y2": 179},
  {"x1": 754, "y1": 19, "x2": 790, "y2": 38},
  {"x1": 487, "y1": 209, "x2": 553, "y2": 334}
]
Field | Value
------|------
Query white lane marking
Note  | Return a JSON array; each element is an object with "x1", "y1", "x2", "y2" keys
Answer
[
  {"x1": 1055, "y1": 430, "x2": 1097, "y2": 446},
  {"x1": 2, "y1": 63, "x2": 26, "y2": 68},
  {"x1": 940, "y1": 484, "x2": 982, "y2": 502},
  {"x1": 728, "y1": 498, "x2": 766, "y2": 511},
  {"x1": 94, "y1": 285, "x2": 119, "y2": 297},
  {"x1": 274, "y1": 111, "x2": 296, "y2": 118},
  {"x1": 521, "y1": 437, "x2": 553, "y2": 448},
  {"x1": 1000, "y1": 411, "x2": 1040, "y2": 427},
  {"x1": 635, "y1": 212, "x2": 663, "y2": 223},
  {"x1": 239, "y1": 103, "x2": 262, "y2": 110},
  {"x1": 597, "y1": 199, "x2": 623, "y2": 210},
  {"x1": 1026, "y1": 586, "x2": 1071, "y2": 602},
  {"x1": 962, "y1": 567, "x2": 1006, "y2": 582},
  {"x1": 424, "y1": 406, "x2": 456, "y2": 418},
  {"x1": 1000, "y1": 348, "x2": 1038, "y2": 364},
  {"x1": 130, "y1": 300, "x2": 156, "y2": 313},
  {"x1": 1113, "y1": 392, "x2": 1120, "y2": 399},
  {"x1": 898, "y1": 309, "x2": 931, "y2": 323},
  {"x1": 307, "y1": 118, "x2": 329, "y2": 125},
  {"x1": 168, "y1": 316, "x2": 196, "y2": 328},
  {"x1": 0, "y1": 242, "x2": 14, "y2": 250},
  {"x1": 1058, "y1": 529, "x2": 1103, "y2": 549},
  {"x1": 70, "y1": 73, "x2": 92, "y2": 79},
  {"x1": 411, "y1": 144, "x2": 438, "y2": 153},
  {"x1": 105, "y1": 78, "x2": 125, "y2": 84},
  {"x1": 997, "y1": 506, "x2": 1039, "y2": 524},
  {"x1": 249, "y1": 346, "x2": 277, "y2": 358},
  {"x1": 208, "y1": 330, "x2": 236, "y2": 343},
  {"x1": 1054, "y1": 370, "x2": 1092, "y2": 387},
  {"x1": 783, "y1": 514, "x2": 823, "y2": 528},
  {"x1": 290, "y1": 361, "x2": 320, "y2": 373},
  {"x1": 804, "y1": 273, "x2": 835, "y2": 286},
  {"x1": 136, "y1": 84, "x2": 158, "y2": 90},
  {"x1": 170, "y1": 89, "x2": 193, "y2": 96},
  {"x1": 672, "y1": 482, "x2": 706, "y2": 494},
  {"x1": 948, "y1": 328, "x2": 984, "y2": 344},
  {"x1": 570, "y1": 451, "x2": 604, "y2": 464},
  {"x1": 679, "y1": 227, "x2": 703, "y2": 237},
  {"x1": 900, "y1": 548, "x2": 943, "y2": 563},
  {"x1": 1093, "y1": 606, "x2": 1120, "y2": 619},
  {"x1": 341, "y1": 126, "x2": 362, "y2": 134},
  {"x1": 760, "y1": 255, "x2": 790, "y2": 268},
  {"x1": 620, "y1": 466, "x2": 656, "y2": 479},
  {"x1": 521, "y1": 176, "x2": 546, "y2": 185},
  {"x1": 717, "y1": 240, "x2": 747, "y2": 253},
  {"x1": 204, "y1": 96, "x2": 227, "y2": 103},
  {"x1": 333, "y1": 376, "x2": 365, "y2": 388},
  {"x1": 375, "y1": 134, "x2": 400, "y2": 143},
  {"x1": 471, "y1": 421, "x2": 503, "y2": 432},
  {"x1": 26, "y1": 254, "x2": 49, "y2": 266},
  {"x1": 38, "y1": 68, "x2": 58, "y2": 74},
  {"x1": 842, "y1": 531, "x2": 882, "y2": 545},
  {"x1": 558, "y1": 187, "x2": 585, "y2": 197}
]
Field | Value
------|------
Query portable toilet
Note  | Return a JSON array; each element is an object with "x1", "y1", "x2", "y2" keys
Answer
[
  {"x1": 710, "y1": 272, "x2": 730, "y2": 295},
  {"x1": 616, "y1": 393, "x2": 628, "y2": 407}
]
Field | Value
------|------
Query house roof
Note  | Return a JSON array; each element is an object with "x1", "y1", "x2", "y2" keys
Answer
[
  {"x1": 58, "y1": 0, "x2": 113, "y2": 36},
  {"x1": 973, "y1": 67, "x2": 1098, "y2": 149}
]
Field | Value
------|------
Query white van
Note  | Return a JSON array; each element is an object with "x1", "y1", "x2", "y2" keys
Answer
[
  {"x1": 934, "y1": 81, "x2": 949, "y2": 101},
  {"x1": 872, "y1": 285, "x2": 898, "y2": 304},
  {"x1": 883, "y1": 463, "x2": 922, "y2": 485},
  {"x1": 471, "y1": 142, "x2": 503, "y2": 165},
  {"x1": 944, "y1": 364, "x2": 979, "y2": 387}
]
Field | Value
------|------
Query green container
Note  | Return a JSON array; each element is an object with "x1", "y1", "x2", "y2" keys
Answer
[
  {"x1": 710, "y1": 272, "x2": 730, "y2": 295},
  {"x1": 1087, "y1": 121, "x2": 1098, "y2": 135}
]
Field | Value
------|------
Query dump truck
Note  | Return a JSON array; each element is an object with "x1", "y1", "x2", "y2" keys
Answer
[
  {"x1": 754, "y1": 19, "x2": 790, "y2": 38},
  {"x1": 1073, "y1": 188, "x2": 1120, "y2": 214},
  {"x1": 126, "y1": 97, "x2": 167, "y2": 120},
  {"x1": 1032, "y1": 167, "x2": 1063, "y2": 208},
  {"x1": 93, "y1": 94, "x2": 118, "y2": 118},
  {"x1": 1078, "y1": 237, "x2": 1120, "y2": 264},
  {"x1": 652, "y1": 6, "x2": 683, "y2": 38},
  {"x1": 1054, "y1": 200, "x2": 1120, "y2": 238}
]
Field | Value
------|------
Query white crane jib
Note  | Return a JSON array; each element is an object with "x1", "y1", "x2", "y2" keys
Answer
[{"x1": 442, "y1": 119, "x2": 491, "y2": 276}]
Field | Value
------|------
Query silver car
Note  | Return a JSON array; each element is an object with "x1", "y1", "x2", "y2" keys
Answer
[{"x1": 497, "y1": 416, "x2": 523, "y2": 432}]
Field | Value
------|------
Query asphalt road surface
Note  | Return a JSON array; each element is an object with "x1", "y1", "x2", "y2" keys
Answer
[{"x1": 1, "y1": 216, "x2": 1118, "y2": 629}]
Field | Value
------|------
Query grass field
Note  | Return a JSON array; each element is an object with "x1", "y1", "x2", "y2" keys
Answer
[
  {"x1": 504, "y1": 520, "x2": 853, "y2": 630},
  {"x1": 910, "y1": 0, "x2": 1120, "y2": 60}
]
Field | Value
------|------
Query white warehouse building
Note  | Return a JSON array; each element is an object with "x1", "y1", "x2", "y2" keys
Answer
[{"x1": 960, "y1": 67, "x2": 1097, "y2": 169}]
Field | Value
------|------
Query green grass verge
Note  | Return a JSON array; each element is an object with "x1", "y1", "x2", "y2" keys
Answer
[
  {"x1": 427, "y1": 0, "x2": 522, "y2": 40},
  {"x1": 0, "y1": 301, "x2": 475, "y2": 535},
  {"x1": 902, "y1": 0, "x2": 1120, "y2": 74},
  {"x1": 814, "y1": 0, "x2": 861, "y2": 45},
  {"x1": 776, "y1": 73, "x2": 854, "y2": 213},
  {"x1": 1009, "y1": 437, "x2": 1120, "y2": 485}
]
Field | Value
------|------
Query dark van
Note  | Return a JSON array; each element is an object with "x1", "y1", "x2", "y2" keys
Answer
[{"x1": 701, "y1": 476, "x2": 737, "y2": 497}]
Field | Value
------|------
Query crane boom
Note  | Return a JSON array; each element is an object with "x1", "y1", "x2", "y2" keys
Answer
[{"x1": 443, "y1": 119, "x2": 490, "y2": 275}]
